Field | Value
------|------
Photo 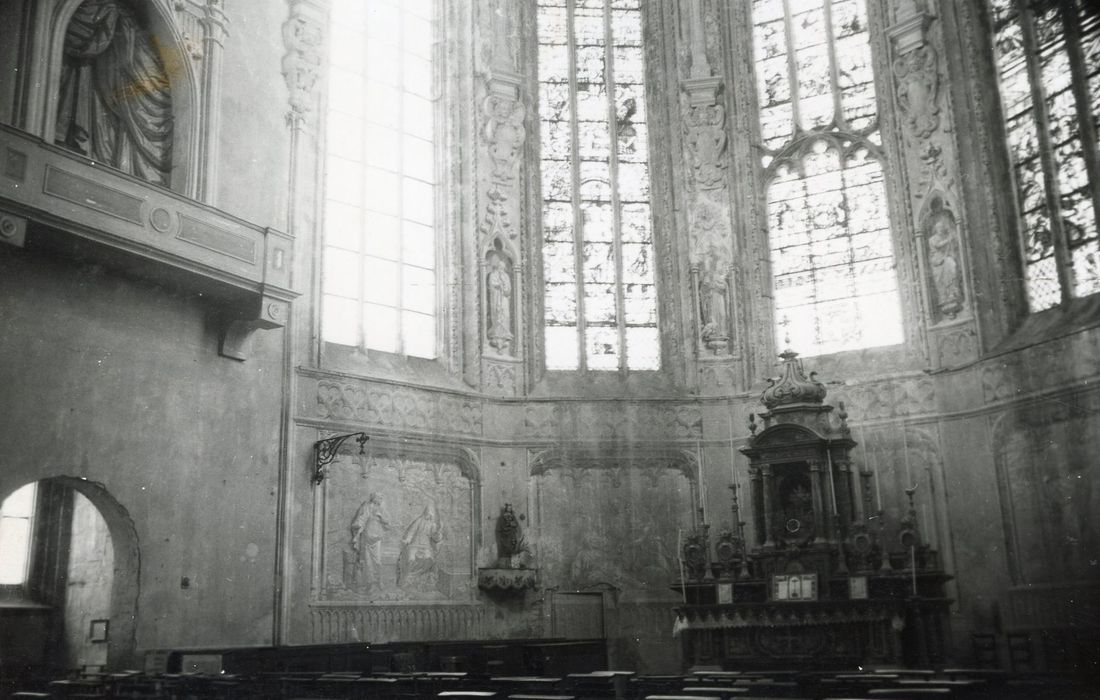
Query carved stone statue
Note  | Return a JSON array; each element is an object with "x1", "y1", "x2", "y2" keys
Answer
[
  {"x1": 487, "y1": 252, "x2": 514, "y2": 354},
  {"x1": 495, "y1": 503, "x2": 529, "y2": 568},
  {"x1": 56, "y1": 0, "x2": 173, "y2": 186},
  {"x1": 927, "y1": 211, "x2": 963, "y2": 320}
]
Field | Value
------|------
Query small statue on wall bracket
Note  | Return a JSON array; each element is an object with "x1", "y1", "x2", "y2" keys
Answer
[{"x1": 495, "y1": 503, "x2": 530, "y2": 568}]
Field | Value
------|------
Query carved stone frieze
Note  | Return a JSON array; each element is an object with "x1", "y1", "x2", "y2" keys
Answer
[
  {"x1": 979, "y1": 330, "x2": 1100, "y2": 405},
  {"x1": 836, "y1": 377, "x2": 936, "y2": 420},
  {"x1": 310, "y1": 603, "x2": 488, "y2": 643},
  {"x1": 483, "y1": 358, "x2": 518, "y2": 396},
  {"x1": 523, "y1": 401, "x2": 703, "y2": 442},
  {"x1": 934, "y1": 326, "x2": 977, "y2": 367},
  {"x1": 314, "y1": 379, "x2": 483, "y2": 436}
]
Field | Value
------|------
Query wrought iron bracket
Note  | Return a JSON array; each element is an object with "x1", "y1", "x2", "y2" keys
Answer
[{"x1": 312, "y1": 432, "x2": 369, "y2": 485}]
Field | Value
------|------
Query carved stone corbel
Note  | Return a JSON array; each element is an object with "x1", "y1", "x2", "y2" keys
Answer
[{"x1": 219, "y1": 294, "x2": 289, "y2": 360}]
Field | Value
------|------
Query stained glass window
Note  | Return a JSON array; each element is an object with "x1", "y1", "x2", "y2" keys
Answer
[
  {"x1": 991, "y1": 0, "x2": 1100, "y2": 311},
  {"x1": 537, "y1": 0, "x2": 659, "y2": 372},
  {"x1": 321, "y1": 0, "x2": 437, "y2": 358},
  {"x1": 753, "y1": 0, "x2": 904, "y2": 357},
  {"x1": 0, "y1": 483, "x2": 36, "y2": 586}
]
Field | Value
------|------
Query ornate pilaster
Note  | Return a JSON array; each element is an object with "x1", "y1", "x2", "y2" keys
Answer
[
  {"x1": 282, "y1": 0, "x2": 325, "y2": 128},
  {"x1": 172, "y1": 0, "x2": 229, "y2": 203},
  {"x1": 888, "y1": 0, "x2": 978, "y2": 367},
  {"x1": 680, "y1": 0, "x2": 742, "y2": 391},
  {"x1": 476, "y1": 1, "x2": 526, "y2": 396}
]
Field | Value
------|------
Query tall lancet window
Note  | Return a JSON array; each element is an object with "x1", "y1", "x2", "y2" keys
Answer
[
  {"x1": 537, "y1": 0, "x2": 659, "y2": 372},
  {"x1": 753, "y1": 0, "x2": 904, "y2": 356},
  {"x1": 991, "y1": 0, "x2": 1100, "y2": 311},
  {"x1": 321, "y1": 0, "x2": 438, "y2": 358},
  {"x1": 56, "y1": 0, "x2": 173, "y2": 186}
]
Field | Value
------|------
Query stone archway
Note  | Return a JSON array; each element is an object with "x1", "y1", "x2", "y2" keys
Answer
[{"x1": 46, "y1": 477, "x2": 140, "y2": 670}]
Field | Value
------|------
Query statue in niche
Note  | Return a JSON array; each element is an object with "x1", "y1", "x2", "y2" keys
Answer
[
  {"x1": 349, "y1": 493, "x2": 391, "y2": 592},
  {"x1": 926, "y1": 207, "x2": 963, "y2": 320},
  {"x1": 700, "y1": 272, "x2": 729, "y2": 351},
  {"x1": 396, "y1": 499, "x2": 444, "y2": 590},
  {"x1": 486, "y1": 248, "x2": 514, "y2": 354},
  {"x1": 495, "y1": 503, "x2": 530, "y2": 568},
  {"x1": 56, "y1": 0, "x2": 173, "y2": 186}
]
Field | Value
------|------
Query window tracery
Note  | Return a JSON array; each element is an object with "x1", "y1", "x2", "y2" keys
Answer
[
  {"x1": 753, "y1": 0, "x2": 905, "y2": 357},
  {"x1": 990, "y1": 0, "x2": 1100, "y2": 311}
]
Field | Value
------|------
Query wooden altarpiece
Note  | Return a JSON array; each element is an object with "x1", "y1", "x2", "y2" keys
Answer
[{"x1": 674, "y1": 349, "x2": 951, "y2": 670}]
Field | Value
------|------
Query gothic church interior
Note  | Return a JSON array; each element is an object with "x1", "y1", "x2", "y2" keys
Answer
[{"x1": 0, "y1": 0, "x2": 1098, "y2": 689}]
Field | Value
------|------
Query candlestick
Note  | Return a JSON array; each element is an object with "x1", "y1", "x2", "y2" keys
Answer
[
  {"x1": 902, "y1": 427, "x2": 911, "y2": 484},
  {"x1": 698, "y1": 442, "x2": 707, "y2": 524}
]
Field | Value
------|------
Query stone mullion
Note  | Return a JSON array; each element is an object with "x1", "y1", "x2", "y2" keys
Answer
[{"x1": 1017, "y1": 4, "x2": 1075, "y2": 302}]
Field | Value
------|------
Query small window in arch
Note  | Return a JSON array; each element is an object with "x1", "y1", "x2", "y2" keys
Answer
[
  {"x1": 321, "y1": 0, "x2": 438, "y2": 359},
  {"x1": 537, "y1": 0, "x2": 659, "y2": 372},
  {"x1": 752, "y1": 0, "x2": 904, "y2": 356},
  {"x1": 990, "y1": 0, "x2": 1100, "y2": 311}
]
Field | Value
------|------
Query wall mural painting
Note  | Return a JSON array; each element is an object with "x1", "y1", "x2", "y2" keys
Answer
[
  {"x1": 994, "y1": 405, "x2": 1100, "y2": 585},
  {"x1": 533, "y1": 463, "x2": 694, "y2": 593},
  {"x1": 321, "y1": 455, "x2": 474, "y2": 603}
]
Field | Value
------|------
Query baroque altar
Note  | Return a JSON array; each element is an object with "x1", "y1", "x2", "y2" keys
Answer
[{"x1": 673, "y1": 348, "x2": 951, "y2": 669}]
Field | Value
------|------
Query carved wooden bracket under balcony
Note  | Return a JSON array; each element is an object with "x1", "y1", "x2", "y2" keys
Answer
[{"x1": 0, "y1": 124, "x2": 298, "y2": 360}]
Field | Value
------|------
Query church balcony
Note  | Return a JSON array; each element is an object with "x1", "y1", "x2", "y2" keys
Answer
[{"x1": 0, "y1": 124, "x2": 296, "y2": 359}]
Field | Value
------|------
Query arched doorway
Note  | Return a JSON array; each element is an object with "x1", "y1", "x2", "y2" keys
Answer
[{"x1": 0, "y1": 478, "x2": 138, "y2": 675}]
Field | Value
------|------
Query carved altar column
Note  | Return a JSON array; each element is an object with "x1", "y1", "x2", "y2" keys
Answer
[
  {"x1": 808, "y1": 460, "x2": 828, "y2": 544},
  {"x1": 845, "y1": 459, "x2": 865, "y2": 524},
  {"x1": 761, "y1": 464, "x2": 776, "y2": 549}
]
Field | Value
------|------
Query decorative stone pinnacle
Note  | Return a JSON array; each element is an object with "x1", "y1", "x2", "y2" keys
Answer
[{"x1": 761, "y1": 346, "x2": 827, "y2": 410}]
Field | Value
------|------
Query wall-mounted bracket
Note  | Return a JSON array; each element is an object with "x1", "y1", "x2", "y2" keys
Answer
[{"x1": 312, "y1": 432, "x2": 369, "y2": 486}]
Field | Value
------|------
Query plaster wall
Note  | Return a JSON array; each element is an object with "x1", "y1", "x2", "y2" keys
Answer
[{"x1": 0, "y1": 245, "x2": 286, "y2": 663}]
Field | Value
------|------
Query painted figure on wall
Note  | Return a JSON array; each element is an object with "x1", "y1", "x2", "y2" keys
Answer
[
  {"x1": 56, "y1": 0, "x2": 173, "y2": 186},
  {"x1": 487, "y1": 251, "x2": 514, "y2": 354},
  {"x1": 349, "y1": 493, "x2": 390, "y2": 592},
  {"x1": 396, "y1": 500, "x2": 444, "y2": 590},
  {"x1": 926, "y1": 210, "x2": 963, "y2": 320}
]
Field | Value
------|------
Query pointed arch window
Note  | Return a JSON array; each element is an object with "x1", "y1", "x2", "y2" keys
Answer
[
  {"x1": 752, "y1": 0, "x2": 904, "y2": 356},
  {"x1": 321, "y1": 0, "x2": 438, "y2": 358},
  {"x1": 537, "y1": 0, "x2": 659, "y2": 371},
  {"x1": 990, "y1": 0, "x2": 1100, "y2": 311}
]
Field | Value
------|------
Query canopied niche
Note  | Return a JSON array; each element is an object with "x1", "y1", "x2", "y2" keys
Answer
[
  {"x1": 55, "y1": 0, "x2": 173, "y2": 186},
  {"x1": 23, "y1": 0, "x2": 213, "y2": 198},
  {"x1": 312, "y1": 438, "x2": 480, "y2": 604}
]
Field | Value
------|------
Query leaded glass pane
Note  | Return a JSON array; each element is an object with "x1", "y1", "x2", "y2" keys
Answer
[
  {"x1": 538, "y1": 0, "x2": 656, "y2": 371},
  {"x1": 322, "y1": 0, "x2": 438, "y2": 356},
  {"x1": 767, "y1": 141, "x2": 903, "y2": 356},
  {"x1": 992, "y1": 0, "x2": 1100, "y2": 310}
]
